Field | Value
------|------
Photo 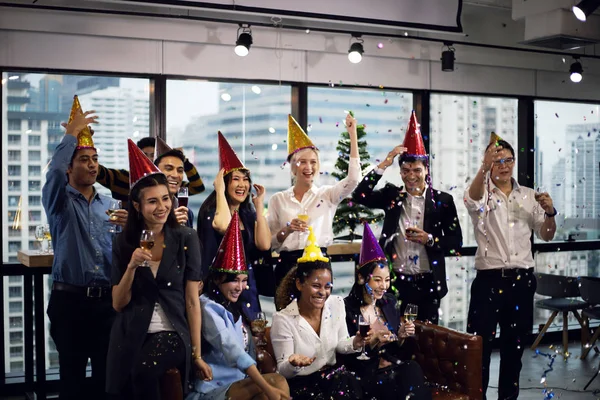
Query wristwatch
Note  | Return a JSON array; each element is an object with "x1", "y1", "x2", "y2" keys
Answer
[
  {"x1": 545, "y1": 207, "x2": 558, "y2": 218},
  {"x1": 426, "y1": 234, "x2": 434, "y2": 247}
]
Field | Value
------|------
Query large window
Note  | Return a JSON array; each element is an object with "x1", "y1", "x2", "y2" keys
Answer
[
  {"x1": 2, "y1": 72, "x2": 152, "y2": 379},
  {"x1": 166, "y1": 80, "x2": 292, "y2": 215},
  {"x1": 534, "y1": 100, "x2": 600, "y2": 243},
  {"x1": 430, "y1": 94, "x2": 519, "y2": 247}
]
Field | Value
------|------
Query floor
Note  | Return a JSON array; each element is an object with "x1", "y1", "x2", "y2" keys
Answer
[{"x1": 487, "y1": 343, "x2": 600, "y2": 399}]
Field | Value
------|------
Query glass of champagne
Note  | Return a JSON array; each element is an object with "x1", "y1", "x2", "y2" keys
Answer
[
  {"x1": 35, "y1": 225, "x2": 45, "y2": 254},
  {"x1": 404, "y1": 304, "x2": 418, "y2": 336},
  {"x1": 43, "y1": 224, "x2": 52, "y2": 254},
  {"x1": 297, "y1": 209, "x2": 310, "y2": 242},
  {"x1": 177, "y1": 187, "x2": 189, "y2": 225},
  {"x1": 251, "y1": 312, "x2": 268, "y2": 347},
  {"x1": 139, "y1": 230, "x2": 155, "y2": 267},
  {"x1": 357, "y1": 315, "x2": 371, "y2": 360},
  {"x1": 108, "y1": 199, "x2": 122, "y2": 233}
]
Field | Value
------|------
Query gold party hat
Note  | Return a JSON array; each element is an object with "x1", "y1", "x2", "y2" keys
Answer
[
  {"x1": 287, "y1": 114, "x2": 317, "y2": 158},
  {"x1": 68, "y1": 95, "x2": 94, "y2": 149},
  {"x1": 297, "y1": 226, "x2": 329, "y2": 263},
  {"x1": 488, "y1": 131, "x2": 502, "y2": 146}
]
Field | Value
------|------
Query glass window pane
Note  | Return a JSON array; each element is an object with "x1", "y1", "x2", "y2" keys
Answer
[
  {"x1": 534, "y1": 101, "x2": 600, "y2": 242},
  {"x1": 2, "y1": 72, "x2": 151, "y2": 380},
  {"x1": 430, "y1": 94, "x2": 519, "y2": 247},
  {"x1": 438, "y1": 256, "x2": 475, "y2": 332},
  {"x1": 166, "y1": 80, "x2": 292, "y2": 215}
]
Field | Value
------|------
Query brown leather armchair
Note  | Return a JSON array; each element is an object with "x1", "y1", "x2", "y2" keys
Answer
[{"x1": 414, "y1": 321, "x2": 483, "y2": 400}]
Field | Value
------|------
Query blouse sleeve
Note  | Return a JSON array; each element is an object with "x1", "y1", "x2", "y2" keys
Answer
[
  {"x1": 333, "y1": 296, "x2": 357, "y2": 354},
  {"x1": 270, "y1": 313, "x2": 300, "y2": 378},
  {"x1": 324, "y1": 157, "x2": 361, "y2": 205}
]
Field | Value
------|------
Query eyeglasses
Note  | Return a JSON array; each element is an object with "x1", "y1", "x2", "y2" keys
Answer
[{"x1": 493, "y1": 157, "x2": 515, "y2": 166}]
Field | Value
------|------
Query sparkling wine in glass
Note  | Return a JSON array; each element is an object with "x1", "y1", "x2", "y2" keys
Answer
[
  {"x1": 139, "y1": 230, "x2": 155, "y2": 267},
  {"x1": 404, "y1": 303, "x2": 418, "y2": 323},
  {"x1": 357, "y1": 315, "x2": 370, "y2": 360},
  {"x1": 108, "y1": 199, "x2": 122, "y2": 233},
  {"x1": 35, "y1": 225, "x2": 45, "y2": 254},
  {"x1": 251, "y1": 312, "x2": 268, "y2": 346},
  {"x1": 43, "y1": 224, "x2": 53, "y2": 254}
]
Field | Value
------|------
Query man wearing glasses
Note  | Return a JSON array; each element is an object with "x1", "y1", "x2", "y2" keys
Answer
[{"x1": 464, "y1": 137, "x2": 556, "y2": 400}]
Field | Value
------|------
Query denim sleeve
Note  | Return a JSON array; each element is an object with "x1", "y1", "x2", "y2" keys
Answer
[{"x1": 42, "y1": 135, "x2": 77, "y2": 216}]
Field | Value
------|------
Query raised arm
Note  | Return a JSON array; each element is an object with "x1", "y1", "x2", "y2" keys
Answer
[
  {"x1": 183, "y1": 157, "x2": 206, "y2": 195},
  {"x1": 325, "y1": 114, "x2": 361, "y2": 204},
  {"x1": 252, "y1": 184, "x2": 271, "y2": 251},
  {"x1": 211, "y1": 169, "x2": 232, "y2": 234},
  {"x1": 469, "y1": 144, "x2": 502, "y2": 201}
]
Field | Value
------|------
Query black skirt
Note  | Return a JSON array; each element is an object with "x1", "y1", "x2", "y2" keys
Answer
[{"x1": 287, "y1": 365, "x2": 363, "y2": 400}]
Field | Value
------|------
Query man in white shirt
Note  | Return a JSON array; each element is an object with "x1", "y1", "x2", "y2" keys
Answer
[{"x1": 464, "y1": 138, "x2": 556, "y2": 400}]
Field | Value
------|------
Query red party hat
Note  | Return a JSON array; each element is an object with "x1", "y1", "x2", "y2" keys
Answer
[
  {"x1": 127, "y1": 139, "x2": 163, "y2": 188},
  {"x1": 211, "y1": 210, "x2": 248, "y2": 274},
  {"x1": 218, "y1": 131, "x2": 247, "y2": 175},
  {"x1": 358, "y1": 222, "x2": 387, "y2": 268},
  {"x1": 402, "y1": 111, "x2": 427, "y2": 157},
  {"x1": 154, "y1": 137, "x2": 172, "y2": 161}
]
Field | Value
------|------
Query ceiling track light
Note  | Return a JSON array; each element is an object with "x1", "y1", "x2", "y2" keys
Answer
[
  {"x1": 235, "y1": 24, "x2": 252, "y2": 57},
  {"x1": 441, "y1": 43, "x2": 455, "y2": 72},
  {"x1": 569, "y1": 57, "x2": 583, "y2": 83},
  {"x1": 348, "y1": 34, "x2": 364, "y2": 64},
  {"x1": 573, "y1": 0, "x2": 600, "y2": 21}
]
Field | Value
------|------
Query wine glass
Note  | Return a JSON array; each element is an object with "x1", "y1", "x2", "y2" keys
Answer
[
  {"x1": 43, "y1": 224, "x2": 52, "y2": 254},
  {"x1": 404, "y1": 304, "x2": 418, "y2": 335},
  {"x1": 357, "y1": 315, "x2": 371, "y2": 360},
  {"x1": 177, "y1": 187, "x2": 189, "y2": 225},
  {"x1": 35, "y1": 225, "x2": 45, "y2": 254},
  {"x1": 139, "y1": 230, "x2": 155, "y2": 267},
  {"x1": 107, "y1": 199, "x2": 122, "y2": 233},
  {"x1": 251, "y1": 312, "x2": 268, "y2": 346}
]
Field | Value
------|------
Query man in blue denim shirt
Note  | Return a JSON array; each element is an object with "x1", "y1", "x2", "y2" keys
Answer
[{"x1": 43, "y1": 102, "x2": 118, "y2": 400}]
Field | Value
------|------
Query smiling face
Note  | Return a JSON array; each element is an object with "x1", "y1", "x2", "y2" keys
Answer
[
  {"x1": 134, "y1": 184, "x2": 172, "y2": 226},
  {"x1": 218, "y1": 273, "x2": 249, "y2": 303},
  {"x1": 226, "y1": 170, "x2": 251, "y2": 206},
  {"x1": 360, "y1": 263, "x2": 391, "y2": 301},
  {"x1": 291, "y1": 149, "x2": 319, "y2": 186},
  {"x1": 296, "y1": 268, "x2": 332, "y2": 311},
  {"x1": 400, "y1": 161, "x2": 428, "y2": 194},
  {"x1": 490, "y1": 148, "x2": 515, "y2": 185},
  {"x1": 156, "y1": 155, "x2": 184, "y2": 195},
  {"x1": 68, "y1": 148, "x2": 99, "y2": 188}
]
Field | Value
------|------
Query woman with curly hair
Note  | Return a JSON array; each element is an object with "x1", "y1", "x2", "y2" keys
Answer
[{"x1": 270, "y1": 228, "x2": 364, "y2": 399}]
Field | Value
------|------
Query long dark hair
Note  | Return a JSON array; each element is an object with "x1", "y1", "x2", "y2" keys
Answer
[
  {"x1": 275, "y1": 260, "x2": 332, "y2": 311},
  {"x1": 348, "y1": 261, "x2": 389, "y2": 307},
  {"x1": 204, "y1": 270, "x2": 248, "y2": 323},
  {"x1": 199, "y1": 169, "x2": 253, "y2": 217},
  {"x1": 123, "y1": 173, "x2": 179, "y2": 245}
]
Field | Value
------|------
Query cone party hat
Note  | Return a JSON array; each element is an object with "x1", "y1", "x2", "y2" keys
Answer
[
  {"x1": 68, "y1": 95, "x2": 95, "y2": 150},
  {"x1": 297, "y1": 226, "x2": 329, "y2": 263},
  {"x1": 218, "y1": 131, "x2": 247, "y2": 175},
  {"x1": 287, "y1": 114, "x2": 317, "y2": 158},
  {"x1": 358, "y1": 222, "x2": 387, "y2": 268},
  {"x1": 154, "y1": 137, "x2": 173, "y2": 161},
  {"x1": 488, "y1": 131, "x2": 503, "y2": 146},
  {"x1": 211, "y1": 210, "x2": 248, "y2": 274},
  {"x1": 127, "y1": 139, "x2": 163, "y2": 189},
  {"x1": 402, "y1": 111, "x2": 426, "y2": 158}
]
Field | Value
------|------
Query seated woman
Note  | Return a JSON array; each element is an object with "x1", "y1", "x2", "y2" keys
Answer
[
  {"x1": 107, "y1": 140, "x2": 210, "y2": 400},
  {"x1": 343, "y1": 222, "x2": 431, "y2": 400},
  {"x1": 187, "y1": 211, "x2": 289, "y2": 400},
  {"x1": 271, "y1": 227, "x2": 364, "y2": 400},
  {"x1": 197, "y1": 132, "x2": 271, "y2": 317}
]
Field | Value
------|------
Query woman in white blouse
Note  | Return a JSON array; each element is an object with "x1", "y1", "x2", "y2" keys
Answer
[
  {"x1": 270, "y1": 240, "x2": 364, "y2": 399},
  {"x1": 267, "y1": 113, "x2": 360, "y2": 287}
]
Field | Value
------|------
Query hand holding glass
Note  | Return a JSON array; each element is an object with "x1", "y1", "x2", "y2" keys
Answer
[
  {"x1": 139, "y1": 230, "x2": 155, "y2": 267},
  {"x1": 357, "y1": 315, "x2": 371, "y2": 360},
  {"x1": 108, "y1": 199, "x2": 122, "y2": 233}
]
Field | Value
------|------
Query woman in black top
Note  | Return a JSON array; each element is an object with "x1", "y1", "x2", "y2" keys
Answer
[
  {"x1": 107, "y1": 171, "x2": 211, "y2": 399},
  {"x1": 197, "y1": 167, "x2": 271, "y2": 317},
  {"x1": 343, "y1": 260, "x2": 431, "y2": 400}
]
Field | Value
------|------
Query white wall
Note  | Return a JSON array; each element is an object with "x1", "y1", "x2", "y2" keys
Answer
[{"x1": 1, "y1": 4, "x2": 599, "y2": 100}]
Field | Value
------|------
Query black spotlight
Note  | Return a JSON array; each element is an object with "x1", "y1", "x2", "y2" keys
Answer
[
  {"x1": 348, "y1": 35, "x2": 364, "y2": 64},
  {"x1": 573, "y1": 0, "x2": 600, "y2": 22},
  {"x1": 235, "y1": 25, "x2": 252, "y2": 57},
  {"x1": 441, "y1": 43, "x2": 455, "y2": 72},
  {"x1": 570, "y1": 58, "x2": 583, "y2": 83}
]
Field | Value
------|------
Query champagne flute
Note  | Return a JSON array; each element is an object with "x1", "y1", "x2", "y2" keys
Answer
[
  {"x1": 35, "y1": 225, "x2": 45, "y2": 254},
  {"x1": 251, "y1": 312, "x2": 268, "y2": 346},
  {"x1": 139, "y1": 230, "x2": 155, "y2": 267},
  {"x1": 107, "y1": 199, "x2": 122, "y2": 233},
  {"x1": 404, "y1": 304, "x2": 418, "y2": 336},
  {"x1": 43, "y1": 224, "x2": 52, "y2": 254},
  {"x1": 357, "y1": 315, "x2": 371, "y2": 360},
  {"x1": 177, "y1": 187, "x2": 189, "y2": 226}
]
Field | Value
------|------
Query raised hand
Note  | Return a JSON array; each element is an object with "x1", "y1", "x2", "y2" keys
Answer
[
  {"x1": 252, "y1": 184, "x2": 266, "y2": 209},
  {"x1": 482, "y1": 144, "x2": 503, "y2": 173},
  {"x1": 378, "y1": 145, "x2": 408, "y2": 170},
  {"x1": 62, "y1": 110, "x2": 98, "y2": 137},
  {"x1": 213, "y1": 168, "x2": 226, "y2": 194}
]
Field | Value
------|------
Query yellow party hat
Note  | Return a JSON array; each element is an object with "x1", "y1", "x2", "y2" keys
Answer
[
  {"x1": 68, "y1": 95, "x2": 95, "y2": 149},
  {"x1": 488, "y1": 131, "x2": 502, "y2": 146},
  {"x1": 297, "y1": 226, "x2": 329, "y2": 263},
  {"x1": 287, "y1": 114, "x2": 317, "y2": 158}
]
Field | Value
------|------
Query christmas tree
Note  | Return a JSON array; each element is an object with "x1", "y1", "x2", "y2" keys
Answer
[{"x1": 332, "y1": 112, "x2": 382, "y2": 241}]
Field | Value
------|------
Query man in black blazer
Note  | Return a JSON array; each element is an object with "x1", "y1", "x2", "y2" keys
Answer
[{"x1": 352, "y1": 145, "x2": 462, "y2": 324}]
